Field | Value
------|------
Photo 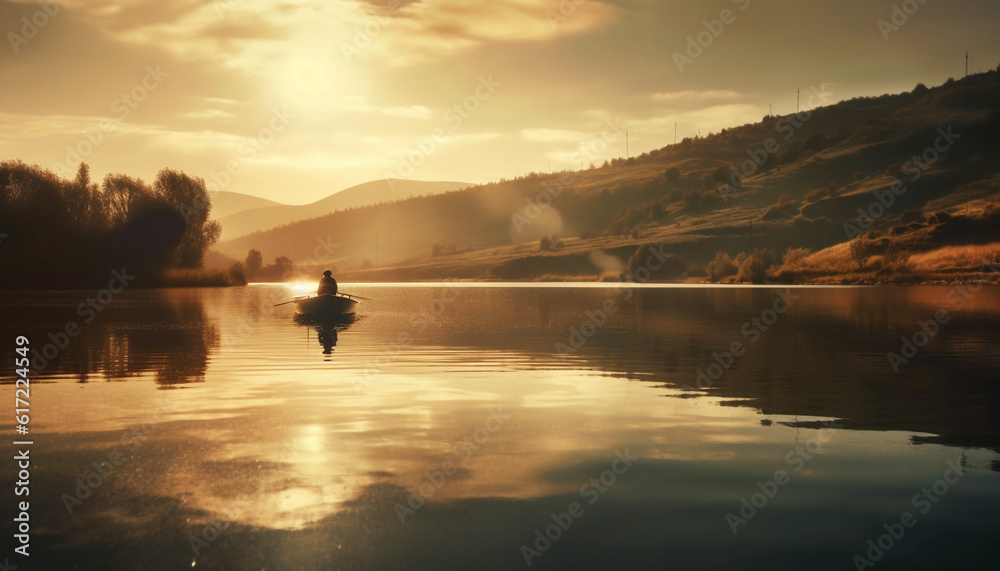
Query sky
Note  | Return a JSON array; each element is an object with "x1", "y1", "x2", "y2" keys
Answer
[{"x1": 2, "y1": 0, "x2": 999, "y2": 205}]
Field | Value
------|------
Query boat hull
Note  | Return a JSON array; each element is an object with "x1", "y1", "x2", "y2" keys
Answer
[{"x1": 294, "y1": 294, "x2": 358, "y2": 320}]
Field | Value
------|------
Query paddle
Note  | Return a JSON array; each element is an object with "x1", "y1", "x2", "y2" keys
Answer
[{"x1": 339, "y1": 292, "x2": 374, "y2": 301}]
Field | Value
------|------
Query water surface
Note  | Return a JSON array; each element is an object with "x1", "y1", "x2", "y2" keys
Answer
[{"x1": 2, "y1": 284, "x2": 999, "y2": 570}]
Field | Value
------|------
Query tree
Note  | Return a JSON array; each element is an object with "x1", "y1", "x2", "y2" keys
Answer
[
  {"x1": 102, "y1": 173, "x2": 152, "y2": 226},
  {"x1": 737, "y1": 249, "x2": 776, "y2": 284},
  {"x1": 707, "y1": 251, "x2": 738, "y2": 282},
  {"x1": 626, "y1": 244, "x2": 687, "y2": 281},
  {"x1": 63, "y1": 162, "x2": 100, "y2": 229},
  {"x1": 849, "y1": 233, "x2": 878, "y2": 270},
  {"x1": 273, "y1": 256, "x2": 293, "y2": 277},
  {"x1": 154, "y1": 169, "x2": 221, "y2": 268},
  {"x1": 75, "y1": 162, "x2": 91, "y2": 188},
  {"x1": 245, "y1": 249, "x2": 263, "y2": 276}
]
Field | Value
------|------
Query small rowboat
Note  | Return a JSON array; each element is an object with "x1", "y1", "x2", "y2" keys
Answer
[{"x1": 293, "y1": 294, "x2": 359, "y2": 321}]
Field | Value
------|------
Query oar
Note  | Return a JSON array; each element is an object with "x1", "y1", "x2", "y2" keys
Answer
[
  {"x1": 273, "y1": 299, "x2": 299, "y2": 307},
  {"x1": 339, "y1": 292, "x2": 374, "y2": 301}
]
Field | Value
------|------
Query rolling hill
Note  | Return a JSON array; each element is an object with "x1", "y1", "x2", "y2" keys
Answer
[
  {"x1": 215, "y1": 69, "x2": 1000, "y2": 283},
  {"x1": 217, "y1": 179, "x2": 472, "y2": 240},
  {"x1": 210, "y1": 191, "x2": 283, "y2": 220}
]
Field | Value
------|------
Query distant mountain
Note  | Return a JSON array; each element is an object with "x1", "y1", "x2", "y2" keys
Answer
[
  {"x1": 210, "y1": 191, "x2": 283, "y2": 220},
  {"x1": 218, "y1": 179, "x2": 471, "y2": 240},
  {"x1": 216, "y1": 70, "x2": 1000, "y2": 283}
]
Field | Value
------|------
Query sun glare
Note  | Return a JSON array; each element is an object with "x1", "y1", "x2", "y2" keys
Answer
[{"x1": 264, "y1": 20, "x2": 368, "y2": 117}]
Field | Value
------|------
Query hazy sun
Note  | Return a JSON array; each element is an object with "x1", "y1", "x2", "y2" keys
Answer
[{"x1": 265, "y1": 27, "x2": 366, "y2": 116}]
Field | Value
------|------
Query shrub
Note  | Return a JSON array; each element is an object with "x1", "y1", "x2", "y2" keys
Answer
[
  {"x1": 761, "y1": 194, "x2": 800, "y2": 220},
  {"x1": 539, "y1": 234, "x2": 563, "y2": 251},
  {"x1": 627, "y1": 245, "x2": 688, "y2": 281},
  {"x1": 803, "y1": 133, "x2": 826, "y2": 152},
  {"x1": 900, "y1": 209, "x2": 925, "y2": 224},
  {"x1": 707, "y1": 251, "x2": 738, "y2": 282},
  {"x1": 702, "y1": 173, "x2": 716, "y2": 190},
  {"x1": 929, "y1": 211, "x2": 953, "y2": 224},
  {"x1": 737, "y1": 249, "x2": 775, "y2": 284},
  {"x1": 882, "y1": 244, "x2": 912, "y2": 273},
  {"x1": 781, "y1": 247, "x2": 812, "y2": 270},
  {"x1": 228, "y1": 262, "x2": 247, "y2": 285}
]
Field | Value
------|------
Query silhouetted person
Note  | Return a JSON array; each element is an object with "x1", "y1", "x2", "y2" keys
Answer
[{"x1": 318, "y1": 269, "x2": 338, "y2": 295}]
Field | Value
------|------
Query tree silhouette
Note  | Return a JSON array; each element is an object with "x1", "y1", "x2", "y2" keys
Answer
[
  {"x1": 245, "y1": 249, "x2": 263, "y2": 276},
  {"x1": 154, "y1": 169, "x2": 221, "y2": 268},
  {"x1": 102, "y1": 173, "x2": 152, "y2": 227},
  {"x1": 850, "y1": 233, "x2": 878, "y2": 271},
  {"x1": 0, "y1": 160, "x2": 222, "y2": 288}
]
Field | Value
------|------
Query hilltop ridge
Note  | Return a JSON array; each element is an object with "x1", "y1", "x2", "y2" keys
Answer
[{"x1": 215, "y1": 69, "x2": 1000, "y2": 284}]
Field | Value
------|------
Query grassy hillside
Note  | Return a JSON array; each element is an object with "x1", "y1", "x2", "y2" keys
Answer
[
  {"x1": 218, "y1": 179, "x2": 472, "y2": 240},
  {"x1": 216, "y1": 69, "x2": 1000, "y2": 284}
]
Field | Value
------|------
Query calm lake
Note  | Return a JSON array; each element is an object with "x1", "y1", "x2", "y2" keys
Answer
[{"x1": 3, "y1": 284, "x2": 1000, "y2": 570}]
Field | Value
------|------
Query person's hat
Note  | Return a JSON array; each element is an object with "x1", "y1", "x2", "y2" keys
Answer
[{"x1": 323, "y1": 270, "x2": 332, "y2": 277}]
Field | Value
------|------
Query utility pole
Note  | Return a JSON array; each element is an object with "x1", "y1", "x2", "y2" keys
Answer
[
  {"x1": 796, "y1": 88, "x2": 800, "y2": 113},
  {"x1": 769, "y1": 104, "x2": 773, "y2": 117},
  {"x1": 626, "y1": 130, "x2": 630, "y2": 159},
  {"x1": 965, "y1": 51, "x2": 969, "y2": 77}
]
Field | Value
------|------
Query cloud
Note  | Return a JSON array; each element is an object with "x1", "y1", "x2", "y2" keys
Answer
[
  {"x1": 650, "y1": 90, "x2": 742, "y2": 103},
  {"x1": 178, "y1": 109, "x2": 237, "y2": 120},
  {"x1": 368, "y1": 0, "x2": 622, "y2": 65},
  {"x1": 399, "y1": 0, "x2": 616, "y2": 42}
]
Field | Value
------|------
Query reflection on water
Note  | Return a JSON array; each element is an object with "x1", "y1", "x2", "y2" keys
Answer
[
  {"x1": 3, "y1": 289, "x2": 217, "y2": 386},
  {"x1": 294, "y1": 313, "x2": 356, "y2": 356},
  {"x1": 1, "y1": 285, "x2": 999, "y2": 570}
]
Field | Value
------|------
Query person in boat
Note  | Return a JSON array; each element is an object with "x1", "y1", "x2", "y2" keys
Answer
[{"x1": 318, "y1": 270, "x2": 338, "y2": 295}]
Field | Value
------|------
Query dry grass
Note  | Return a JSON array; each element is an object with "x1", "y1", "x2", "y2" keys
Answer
[
  {"x1": 908, "y1": 243, "x2": 1000, "y2": 273},
  {"x1": 794, "y1": 243, "x2": 855, "y2": 274}
]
